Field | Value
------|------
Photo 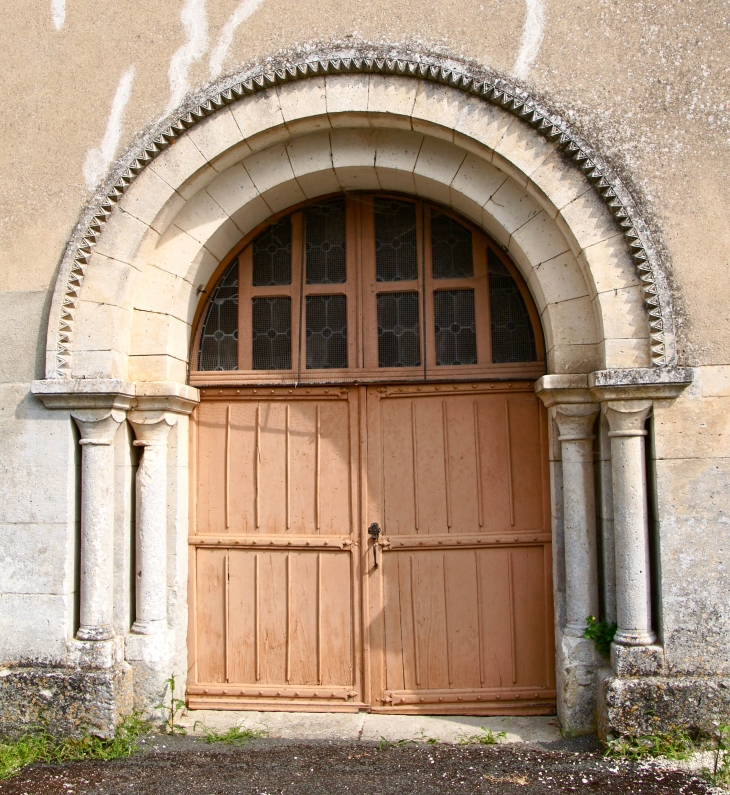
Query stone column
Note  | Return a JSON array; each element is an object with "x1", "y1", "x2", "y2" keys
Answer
[
  {"x1": 604, "y1": 400, "x2": 655, "y2": 646},
  {"x1": 72, "y1": 410, "x2": 126, "y2": 641},
  {"x1": 553, "y1": 404, "x2": 600, "y2": 638},
  {"x1": 128, "y1": 412, "x2": 175, "y2": 635}
]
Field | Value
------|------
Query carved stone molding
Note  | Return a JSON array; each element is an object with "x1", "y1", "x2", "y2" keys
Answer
[{"x1": 51, "y1": 50, "x2": 676, "y2": 378}]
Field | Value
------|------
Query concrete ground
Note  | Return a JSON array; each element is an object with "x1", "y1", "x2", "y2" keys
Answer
[
  {"x1": 178, "y1": 709, "x2": 563, "y2": 744},
  {"x1": 0, "y1": 712, "x2": 721, "y2": 794}
]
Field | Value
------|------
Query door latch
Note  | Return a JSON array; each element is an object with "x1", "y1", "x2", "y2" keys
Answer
[{"x1": 368, "y1": 523, "x2": 382, "y2": 568}]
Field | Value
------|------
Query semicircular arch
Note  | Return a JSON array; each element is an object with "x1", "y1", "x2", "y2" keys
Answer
[{"x1": 47, "y1": 57, "x2": 669, "y2": 383}]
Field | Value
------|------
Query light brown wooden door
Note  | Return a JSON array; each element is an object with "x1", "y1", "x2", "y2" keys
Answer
[
  {"x1": 188, "y1": 386, "x2": 363, "y2": 711},
  {"x1": 363, "y1": 382, "x2": 555, "y2": 714},
  {"x1": 188, "y1": 382, "x2": 554, "y2": 714}
]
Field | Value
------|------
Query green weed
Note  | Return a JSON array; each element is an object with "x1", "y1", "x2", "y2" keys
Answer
[
  {"x1": 458, "y1": 728, "x2": 507, "y2": 746},
  {"x1": 156, "y1": 674, "x2": 187, "y2": 735},
  {"x1": 0, "y1": 713, "x2": 150, "y2": 781},
  {"x1": 604, "y1": 728, "x2": 695, "y2": 762},
  {"x1": 706, "y1": 724, "x2": 730, "y2": 789},
  {"x1": 198, "y1": 725, "x2": 268, "y2": 746},
  {"x1": 377, "y1": 737, "x2": 411, "y2": 750},
  {"x1": 584, "y1": 615, "x2": 618, "y2": 658}
]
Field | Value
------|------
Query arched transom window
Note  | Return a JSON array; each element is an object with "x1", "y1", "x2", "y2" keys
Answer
[{"x1": 191, "y1": 195, "x2": 544, "y2": 385}]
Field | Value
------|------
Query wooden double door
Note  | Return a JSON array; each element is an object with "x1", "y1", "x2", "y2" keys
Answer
[{"x1": 188, "y1": 382, "x2": 555, "y2": 714}]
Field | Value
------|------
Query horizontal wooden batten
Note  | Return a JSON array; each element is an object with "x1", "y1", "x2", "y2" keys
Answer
[
  {"x1": 371, "y1": 702, "x2": 556, "y2": 716},
  {"x1": 190, "y1": 535, "x2": 355, "y2": 550},
  {"x1": 190, "y1": 364, "x2": 545, "y2": 389},
  {"x1": 188, "y1": 684, "x2": 356, "y2": 699},
  {"x1": 187, "y1": 698, "x2": 364, "y2": 713},
  {"x1": 383, "y1": 687, "x2": 556, "y2": 705},
  {"x1": 382, "y1": 533, "x2": 551, "y2": 550}
]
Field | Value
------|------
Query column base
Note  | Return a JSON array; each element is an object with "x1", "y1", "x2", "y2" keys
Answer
[
  {"x1": 0, "y1": 661, "x2": 132, "y2": 739},
  {"x1": 598, "y1": 671, "x2": 730, "y2": 739},
  {"x1": 77, "y1": 624, "x2": 115, "y2": 641},
  {"x1": 614, "y1": 628, "x2": 657, "y2": 646},
  {"x1": 556, "y1": 631, "x2": 605, "y2": 736},
  {"x1": 131, "y1": 619, "x2": 168, "y2": 635}
]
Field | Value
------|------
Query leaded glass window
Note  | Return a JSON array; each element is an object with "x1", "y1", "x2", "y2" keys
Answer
[
  {"x1": 198, "y1": 259, "x2": 238, "y2": 371},
  {"x1": 306, "y1": 200, "x2": 347, "y2": 284},
  {"x1": 488, "y1": 251, "x2": 537, "y2": 363},
  {"x1": 194, "y1": 196, "x2": 542, "y2": 383},
  {"x1": 377, "y1": 292, "x2": 421, "y2": 368},
  {"x1": 375, "y1": 199, "x2": 418, "y2": 282},
  {"x1": 306, "y1": 295, "x2": 347, "y2": 369}
]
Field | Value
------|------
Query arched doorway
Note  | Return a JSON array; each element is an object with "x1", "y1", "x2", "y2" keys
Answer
[{"x1": 187, "y1": 194, "x2": 555, "y2": 714}]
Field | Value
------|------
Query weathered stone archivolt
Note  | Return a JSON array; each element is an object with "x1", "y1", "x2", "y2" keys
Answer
[{"x1": 52, "y1": 52, "x2": 673, "y2": 378}]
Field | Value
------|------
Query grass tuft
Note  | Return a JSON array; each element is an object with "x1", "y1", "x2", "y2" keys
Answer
[
  {"x1": 198, "y1": 725, "x2": 268, "y2": 746},
  {"x1": 458, "y1": 728, "x2": 507, "y2": 746},
  {"x1": 0, "y1": 713, "x2": 150, "y2": 781},
  {"x1": 604, "y1": 728, "x2": 695, "y2": 762}
]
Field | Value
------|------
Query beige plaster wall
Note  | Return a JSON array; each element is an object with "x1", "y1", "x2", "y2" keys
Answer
[{"x1": 1, "y1": 0, "x2": 728, "y2": 370}]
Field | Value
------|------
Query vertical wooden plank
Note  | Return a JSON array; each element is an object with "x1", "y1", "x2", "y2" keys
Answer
[
  {"x1": 505, "y1": 399, "x2": 515, "y2": 527},
  {"x1": 224, "y1": 552, "x2": 230, "y2": 682},
  {"x1": 475, "y1": 551, "x2": 485, "y2": 685},
  {"x1": 317, "y1": 552, "x2": 322, "y2": 685},
  {"x1": 255, "y1": 403, "x2": 260, "y2": 530},
  {"x1": 225, "y1": 404, "x2": 231, "y2": 530},
  {"x1": 286, "y1": 552, "x2": 291, "y2": 683},
  {"x1": 195, "y1": 548, "x2": 227, "y2": 683},
  {"x1": 411, "y1": 401, "x2": 420, "y2": 532},
  {"x1": 473, "y1": 400, "x2": 484, "y2": 528},
  {"x1": 442, "y1": 400, "x2": 452, "y2": 530},
  {"x1": 188, "y1": 544, "x2": 198, "y2": 684},
  {"x1": 315, "y1": 404, "x2": 321, "y2": 532},
  {"x1": 410, "y1": 555, "x2": 421, "y2": 687},
  {"x1": 285, "y1": 404, "x2": 290, "y2": 530},
  {"x1": 508, "y1": 550, "x2": 517, "y2": 685},
  {"x1": 255, "y1": 553, "x2": 260, "y2": 682},
  {"x1": 443, "y1": 554, "x2": 452, "y2": 685}
]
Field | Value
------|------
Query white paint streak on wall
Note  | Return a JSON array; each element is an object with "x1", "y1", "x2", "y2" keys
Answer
[
  {"x1": 83, "y1": 67, "x2": 136, "y2": 192},
  {"x1": 51, "y1": 0, "x2": 65, "y2": 30},
  {"x1": 166, "y1": 0, "x2": 209, "y2": 113},
  {"x1": 514, "y1": 0, "x2": 545, "y2": 79},
  {"x1": 209, "y1": 0, "x2": 265, "y2": 78}
]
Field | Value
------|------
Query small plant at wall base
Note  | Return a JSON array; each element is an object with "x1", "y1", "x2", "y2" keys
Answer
[
  {"x1": 0, "y1": 713, "x2": 150, "y2": 781},
  {"x1": 604, "y1": 728, "x2": 695, "y2": 762},
  {"x1": 707, "y1": 724, "x2": 730, "y2": 788},
  {"x1": 584, "y1": 615, "x2": 618, "y2": 657},
  {"x1": 157, "y1": 674, "x2": 187, "y2": 735}
]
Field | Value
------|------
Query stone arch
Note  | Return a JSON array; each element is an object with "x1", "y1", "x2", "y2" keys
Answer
[{"x1": 46, "y1": 54, "x2": 671, "y2": 383}]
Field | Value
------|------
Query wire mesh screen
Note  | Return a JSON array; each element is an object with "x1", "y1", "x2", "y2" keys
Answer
[
  {"x1": 198, "y1": 259, "x2": 239, "y2": 371},
  {"x1": 434, "y1": 289, "x2": 477, "y2": 366},
  {"x1": 305, "y1": 200, "x2": 347, "y2": 284},
  {"x1": 377, "y1": 291, "x2": 421, "y2": 368},
  {"x1": 253, "y1": 218, "x2": 292, "y2": 286},
  {"x1": 306, "y1": 295, "x2": 348, "y2": 369},
  {"x1": 375, "y1": 199, "x2": 418, "y2": 282},
  {"x1": 252, "y1": 297, "x2": 292, "y2": 370},
  {"x1": 488, "y1": 251, "x2": 537, "y2": 363},
  {"x1": 431, "y1": 213, "x2": 473, "y2": 279}
]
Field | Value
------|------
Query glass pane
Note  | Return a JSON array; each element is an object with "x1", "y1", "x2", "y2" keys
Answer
[
  {"x1": 375, "y1": 198, "x2": 418, "y2": 282},
  {"x1": 253, "y1": 218, "x2": 292, "y2": 286},
  {"x1": 434, "y1": 289, "x2": 477, "y2": 366},
  {"x1": 252, "y1": 297, "x2": 292, "y2": 370},
  {"x1": 377, "y1": 291, "x2": 421, "y2": 368},
  {"x1": 431, "y1": 213, "x2": 473, "y2": 279},
  {"x1": 306, "y1": 295, "x2": 348, "y2": 369},
  {"x1": 488, "y1": 251, "x2": 537, "y2": 363},
  {"x1": 198, "y1": 259, "x2": 238, "y2": 371},
  {"x1": 306, "y1": 200, "x2": 347, "y2": 284}
]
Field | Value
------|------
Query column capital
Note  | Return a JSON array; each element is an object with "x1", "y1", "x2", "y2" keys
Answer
[
  {"x1": 535, "y1": 374, "x2": 591, "y2": 407},
  {"x1": 589, "y1": 367, "x2": 692, "y2": 403},
  {"x1": 128, "y1": 411, "x2": 176, "y2": 447},
  {"x1": 604, "y1": 401, "x2": 652, "y2": 437},
  {"x1": 32, "y1": 379, "x2": 135, "y2": 411},
  {"x1": 72, "y1": 410, "x2": 126, "y2": 445}
]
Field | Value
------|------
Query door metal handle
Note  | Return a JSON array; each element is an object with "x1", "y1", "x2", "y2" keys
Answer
[{"x1": 368, "y1": 523, "x2": 382, "y2": 568}]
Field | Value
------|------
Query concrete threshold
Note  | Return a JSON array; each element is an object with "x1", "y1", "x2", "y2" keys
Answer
[{"x1": 179, "y1": 710, "x2": 562, "y2": 745}]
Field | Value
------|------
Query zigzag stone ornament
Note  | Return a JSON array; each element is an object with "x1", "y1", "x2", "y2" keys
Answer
[{"x1": 52, "y1": 52, "x2": 674, "y2": 377}]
